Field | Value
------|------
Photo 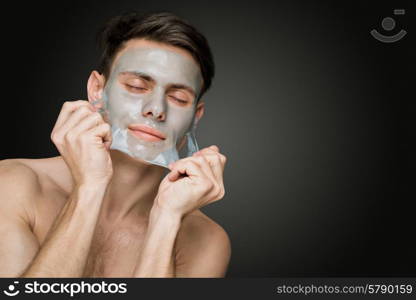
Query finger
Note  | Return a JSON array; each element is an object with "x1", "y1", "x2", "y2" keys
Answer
[
  {"x1": 70, "y1": 112, "x2": 105, "y2": 136},
  {"x1": 189, "y1": 155, "x2": 218, "y2": 184},
  {"x1": 59, "y1": 105, "x2": 94, "y2": 134},
  {"x1": 54, "y1": 100, "x2": 92, "y2": 129},
  {"x1": 169, "y1": 156, "x2": 219, "y2": 199},
  {"x1": 181, "y1": 155, "x2": 224, "y2": 200},
  {"x1": 195, "y1": 145, "x2": 220, "y2": 156},
  {"x1": 194, "y1": 152, "x2": 224, "y2": 182},
  {"x1": 194, "y1": 147, "x2": 226, "y2": 168},
  {"x1": 186, "y1": 154, "x2": 217, "y2": 182},
  {"x1": 209, "y1": 145, "x2": 219, "y2": 152},
  {"x1": 200, "y1": 152, "x2": 226, "y2": 200},
  {"x1": 88, "y1": 123, "x2": 112, "y2": 147},
  {"x1": 168, "y1": 160, "x2": 203, "y2": 182},
  {"x1": 191, "y1": 146, "x2": 225, "y2": 182}
]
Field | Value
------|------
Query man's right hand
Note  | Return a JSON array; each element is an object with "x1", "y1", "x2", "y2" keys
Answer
[{"x1": 51, "y1": 100, "x2": 113, "y2": 186}]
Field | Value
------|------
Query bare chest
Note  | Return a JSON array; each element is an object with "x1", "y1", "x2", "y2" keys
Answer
[{"x1": 83, "y1": 225, "x2": 147, "y2": 277}]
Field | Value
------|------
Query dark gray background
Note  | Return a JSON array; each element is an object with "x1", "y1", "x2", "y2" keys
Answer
[{"x1": 0, "y1": 1, "x2": 414, "y2": 276}]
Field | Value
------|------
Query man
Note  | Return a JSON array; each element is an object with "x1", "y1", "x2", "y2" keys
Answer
[{"x1": 0, "y1": 12, "x2": 230, "y2": 278}]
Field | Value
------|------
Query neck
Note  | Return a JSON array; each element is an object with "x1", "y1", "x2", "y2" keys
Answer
[{"x1": 100, "y1": 150, "x2": 166, "y2": 222}]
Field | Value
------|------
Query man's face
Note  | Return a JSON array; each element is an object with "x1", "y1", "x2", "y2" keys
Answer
[{"x1": 100, "y1": 39, "x2": 203, "y2": 165}]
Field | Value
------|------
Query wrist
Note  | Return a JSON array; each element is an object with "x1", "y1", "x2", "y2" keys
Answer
[
  {"x1": 150, "y1": 204, "x2": 183, "y2": 224},
  {"x1": 76, "y1": 177, "x2": 111, "y2": 189},
  {"x1": 73, "y1": 182, "x2": 108, "y2": 203}
]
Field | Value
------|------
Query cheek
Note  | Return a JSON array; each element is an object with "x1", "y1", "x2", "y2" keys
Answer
[
  {"x1": 106, "y1": 85, "x2": 141, "y2": 122},
  {"x1": 166, "y1": 107, "x2": 195, "y2": 136}
]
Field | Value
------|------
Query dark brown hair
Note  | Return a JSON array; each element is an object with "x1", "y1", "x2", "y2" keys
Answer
[{"x1": 96, "y1": 11, "x2": 215, "y2": 98}]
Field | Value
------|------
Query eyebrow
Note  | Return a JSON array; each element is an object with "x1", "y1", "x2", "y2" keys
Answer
[
  {"x1": 168, "y1": 84, "x2": 196, "y2": 98},
  {"x1": 121, "y1": 71, "x2": 155, "y2": 83},
  {"x1": 121, "y1": 71, "x2": 196, "y2": 98}
]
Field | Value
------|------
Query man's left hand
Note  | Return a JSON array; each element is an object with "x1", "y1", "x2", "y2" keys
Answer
[{"x1": 154, "y1": 145, "x2": 227, "y2": 218}]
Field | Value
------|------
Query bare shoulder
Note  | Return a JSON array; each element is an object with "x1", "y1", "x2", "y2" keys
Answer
[
  {"x1": 0, "y1": 159, "x2": 43, "y2": 223},
  {"x1": 181, "y1": 210, "x2": 229, "y2": 240},
  {"x1": 0, "y1": 156, "x2": 71, "y2": 193},
  {"x1": 0, "y1": 159, "x2": 43, "y2": 196},
  {"x1": 176, "y1": 209, "x2": 231, "y2": 256},
  {"x1": 174, "y1": 210, "x2": 231, "y2": 277},
  {"x1": 0, "y1": 157, "x2": 69, "y2": 221}
]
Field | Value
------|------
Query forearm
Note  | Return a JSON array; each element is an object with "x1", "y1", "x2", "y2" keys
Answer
[
  {"x1": 21, "y1": 184, "x2": 107, "y2": 277},
  {"x1": 134, "y1": 206, "x2": 182, "y2": 278}
]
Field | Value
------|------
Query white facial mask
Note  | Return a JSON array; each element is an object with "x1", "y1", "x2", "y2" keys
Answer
[{"x1": 93, "y1": 47, "x2": 203, "y2": 168}]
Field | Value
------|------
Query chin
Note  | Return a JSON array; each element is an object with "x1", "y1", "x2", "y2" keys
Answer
[{"x1": 131, "y1": 154, "x2": 168, "y2": 170}]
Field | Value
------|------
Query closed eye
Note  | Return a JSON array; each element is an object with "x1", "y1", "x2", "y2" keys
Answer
[
  {"x1": 168, "y1": 95, "x2": 188, "y2": 105},
  {"x1": 125, "y1": 84, "x2": 147, "y2": 93}
]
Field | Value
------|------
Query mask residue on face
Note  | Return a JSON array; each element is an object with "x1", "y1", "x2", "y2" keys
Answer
[{"x1": 96, "y1": 47, "x2": 203, "y2": 167}]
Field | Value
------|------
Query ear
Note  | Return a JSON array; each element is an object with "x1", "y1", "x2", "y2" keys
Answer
[
  {"x1": 87, "y1": 71, "x2": 105, "y2": 104},
  {"x1": 194, "y1": 100, "x2": 205, "y2": 125}
]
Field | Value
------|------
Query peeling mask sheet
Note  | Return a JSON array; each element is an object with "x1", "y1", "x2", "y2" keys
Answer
[{"x1": 94, "y1": 47, "x2": 203, "y2": 168}]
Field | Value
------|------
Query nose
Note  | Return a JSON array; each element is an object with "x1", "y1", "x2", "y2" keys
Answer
[{"x1": 141, "y1": 90, "x2": 166, "y2": 122}]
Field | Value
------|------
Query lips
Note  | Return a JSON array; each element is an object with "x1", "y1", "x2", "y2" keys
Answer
[{"x1": 127, "y1": 124, "x2": 166, "y2": 142}]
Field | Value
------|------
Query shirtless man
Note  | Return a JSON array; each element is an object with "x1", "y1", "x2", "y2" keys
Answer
[{"x1": 0, "y1": 12, "x2": 230, "y2": 277}]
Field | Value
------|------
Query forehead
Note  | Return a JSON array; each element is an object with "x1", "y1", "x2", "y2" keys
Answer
[{"x1": 111, "y1": 42, "x2": 203, "y2": 92}]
